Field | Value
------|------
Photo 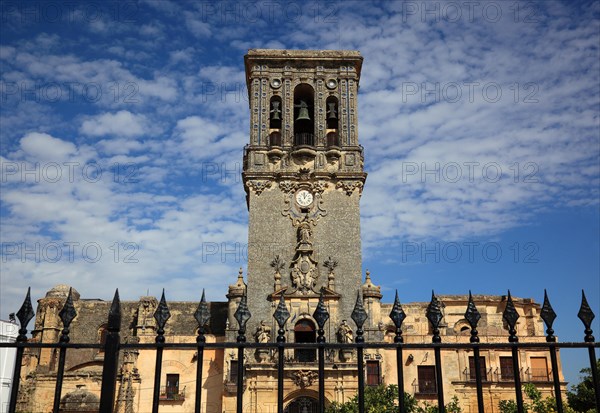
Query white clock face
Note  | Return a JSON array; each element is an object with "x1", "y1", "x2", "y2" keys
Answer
[{"x1": 296, "y1": 190, "x2": 314, "y2": 207}]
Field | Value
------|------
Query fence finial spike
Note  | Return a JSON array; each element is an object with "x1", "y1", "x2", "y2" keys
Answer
[
  {"x1": 153, "y1": 289, "x2": 171, "y2": 343},
  {"x1": 540, "y1": 290, "x2": 557, "y2": 342},
  {"x1": 234, "y1": 292, "x2": 251, "y2": 342},
  {"x1": 503, "y1": 290, "x2": 519, "y2": 342},
  {"x1": 15, "y1": 287, "x2": 35, "y2": 342},
  {"x1": 426, "y1": 291, "x2": 443, "y2": 343},
  {"x1": 107, "y1": 289, "x2": 121, "y2": 332},
  {"x1": 578, "y1": 289, "x2": 595, "y2": 342}
]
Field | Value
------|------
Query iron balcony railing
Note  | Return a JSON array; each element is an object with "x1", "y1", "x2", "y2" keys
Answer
[
  {"x1": 1, "y1": 288, "x2": 599, "y2": 413},
  {"x1": 159, "y1": 385, "x2": 185, "y2": 401}
]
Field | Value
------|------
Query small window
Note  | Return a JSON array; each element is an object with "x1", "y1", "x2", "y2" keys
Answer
[
  {"x1": 366, "y1": 361, "x2": 380, "y2": 386},
  {"x1": 500, "y1": 357, "x2": 514, "y2": 380},
  {"x1": 160, "y1": 374, "x2": 183, "y2": 400},
  {"x1": 417, "y1": 366, "x2": 437, "y2": 394},
  {"x1": 230, "y1": 360, "x2": 238, "y2": 383},
  {"x1": 98, "y1": 325, "x2": 108, "y2": 352},
  {"x1": 468, "y1": 356, "x2": 487, "y2": 381},
  {"x1": 530, "y1": 357, "x2": 549, "y2": 381}
]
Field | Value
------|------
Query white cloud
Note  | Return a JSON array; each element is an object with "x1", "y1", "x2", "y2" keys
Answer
[
  {"x1": 20, "y1": 132, "x2": 77, "y2": 161},
  {"x1": 80, "y1": 111, "x2": 149, "y2": 137}
]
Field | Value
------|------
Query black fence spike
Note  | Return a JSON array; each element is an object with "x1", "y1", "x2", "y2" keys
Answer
[
  {"x1": 389, "y1": 290, "x2": 406, "y2": 344},
  {"x1": 578, "y1": 289, "x2": 595, "y2": 342},
  {"x1": 15, "y1": 287, "x2": 35, "y2": 342},
  {"x1": 234, "y1": 293, "x2": 251, "y2": 343},
  {"x1": 274, "y1": 294, "x2": 291, "y2": 343},
  {"x1": 313, "y1": 289, "x2": 329, "y2": 331},
  {"x1": 274, "y1": 293, "x2": 291, "y2": 330},
  {"x1": 426, "y1": 290, "x2": 443, "y2": 343},
  {"x1": 58, "y1": 287, "x2": 77, "y2": 343},
  {"x1": 194, "y1": 289, "x2": 211, "y2": 342},
  {"x1": 153, "y1": 289, "x2": 171, "y2": 343},
  {"x1": 107, "y1": 289, "x2": 121, "y2": 332},
  {"x1": 540, "y1": 289, "x2": 557, "y2": 342},
  {"x1": 503, "y1": 290, "x2": 519, "y2": 343},
  {"x1": 465, "y1": 291, "x2": 481, "y2": 343},
  {"x1": 351, "y1": 290, "x2": 368, "y2": 344}
]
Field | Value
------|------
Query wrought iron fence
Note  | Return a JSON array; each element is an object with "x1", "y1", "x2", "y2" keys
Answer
[{"x1": 1, "y1": 288, "x2": 599, "y2": 413}]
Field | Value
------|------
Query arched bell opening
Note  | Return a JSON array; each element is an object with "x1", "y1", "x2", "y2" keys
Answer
[
  {"x1": 325, "y1": 96, "x2": 339, "y2": 147},
  {"x1": 293, "y1": 84, "x2": 314, "y2": 146},
  {"x1": 269, "y1": 96, "x2": 282, "y2": 130},
  {"x1": 294, "y1": 318, "x2": 316, "y2": 362},
  {"x1": 269, "y1": 96, "x2": 283, "y2": 147}
]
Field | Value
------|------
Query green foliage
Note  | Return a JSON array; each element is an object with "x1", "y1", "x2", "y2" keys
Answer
[
  {"x1": 325, "y1": 385, "x2": 417, "y2": 413},
  {"x1": 567, "y1": 359, "x2": 600, "y2": 413},
  {"x1": 416, "y1": 396, "x2": 462, "y2": 413},
  {"x1": 325, "y1": 385, "x2": 462, "y2": 413},
  {"x1": 498, "y1": 383, "x2": 578, "y2": 413}
]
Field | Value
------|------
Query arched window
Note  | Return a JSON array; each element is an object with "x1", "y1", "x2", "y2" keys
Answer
[
  {"x1": 294, "y1": 319, "x2": 316, "y2": 362},
  {"x1": 293, "y1": 84, "x2": 314, "y2": 146}
]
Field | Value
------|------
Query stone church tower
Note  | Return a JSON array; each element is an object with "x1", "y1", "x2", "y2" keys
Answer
[
  {"x1": 14, "y1": 50, "x2": 564, "y2": 413},
  {"x1": 240, "y1": 50, "x2": 368, "y2": 338}
]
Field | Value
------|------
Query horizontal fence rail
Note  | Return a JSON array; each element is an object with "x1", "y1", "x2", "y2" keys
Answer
[{"x1": 2, "y1": 288, "x2": 599, "y2": 413}]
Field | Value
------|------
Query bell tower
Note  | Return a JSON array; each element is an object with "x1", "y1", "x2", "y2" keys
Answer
[{"x1": 242, "y1": 49, "x2": 366, "y2": 339}]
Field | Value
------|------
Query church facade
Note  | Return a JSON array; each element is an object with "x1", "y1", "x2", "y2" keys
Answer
[{"x1": 15, "y1": 50, "x2": 565, "y2": 413}]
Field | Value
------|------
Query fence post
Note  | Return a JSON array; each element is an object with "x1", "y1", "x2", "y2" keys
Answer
[
  {"x1": 578, "y1": 290, "x2": 600, "y2": 411},
  {"x1": 465, "y1": 291, "x2": 485, "y2": 413},
  {"x1": 52, "y1": 288, "x2": 77, "y2": 413},
  {"x1": 313, "y1": 290, "x2": 329, "y2": 413},
  {"x1": 352, "y1": 291, "x2": 368, "y2": 413},
  {"x1": 194, "y1": 289, "x2": 210, "y2": 413},
  {"x1": 152, "y1": 290, "x2": 171, "y2": 413},
  {"x1": 99, "y1": 290, "x2": 121, "y2": 413},
  {"x1": 234, "y1": 293, "x2": 251, "y2": 413},
  {"x1": 390, "y1": 290, "x2": 407, "y2": 413},
  {"x1": 504, "y1": 291, "x2": 524, "y2": 413},
  {"x1": 427, "y1": 291, "x2": 445, "y2": 413},
  {"x1": 8, "y1": 288, "x2": 35, "y2": 413}
]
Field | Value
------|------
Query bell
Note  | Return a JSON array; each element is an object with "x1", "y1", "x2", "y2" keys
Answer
[
  {"x1": 327, "y1": 102, "x2": 337, "y2": 120},
  {"x1": 270, "y1": 101, "x2": 281, "y2": 121},
  {"x1": 295, "y1": 100, "x2": 311, "y2": 121}
]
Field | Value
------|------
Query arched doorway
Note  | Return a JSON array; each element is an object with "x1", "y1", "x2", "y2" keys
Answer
[
  {"x1": 294, "y1": 319, "x2": 316, "y2": 362},
  {"x1": 284, "y1": 396, "x2": 319, "y2": 413}
]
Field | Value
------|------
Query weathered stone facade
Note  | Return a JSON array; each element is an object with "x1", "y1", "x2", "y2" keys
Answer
[{"x1": 15, "y1": 50, "x2": 565, "y2": 413}]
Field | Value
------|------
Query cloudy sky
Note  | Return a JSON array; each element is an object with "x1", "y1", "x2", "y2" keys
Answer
[{"x1": 1, "y1": 1, "x2": 598, "y2": 383}]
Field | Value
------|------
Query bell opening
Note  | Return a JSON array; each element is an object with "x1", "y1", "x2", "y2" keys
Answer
[{"x1": 294, "y1": 84, "x2": 314, "y2": 146}]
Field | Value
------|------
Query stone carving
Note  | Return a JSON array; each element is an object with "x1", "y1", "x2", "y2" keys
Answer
[
  {"x1": 270, "y1": 255, "x2": 285, "y2": 291},
  {"x1": 254, "y1": 320, "x2": 271, "y2": 343},
  {"x1": 289, "y1": 217, "x2": 319, "y2": 294},
  {"x1": 298, "y1": 167, "x2": 311, "y2": 181},
  {"x1": 323, "y1": 257, "x2": 338, "y2": 290},
  {"x1": 246, "y1": 180, "x2": 272, "y2": 195},
  {"x1": 291, "y1": 370, "x2": 318, "y2": 388},
  {"x1": 337, "y1": 320, "x2": 353, "y2": 343},
  {"x1": 279, "y1": 181, "x2": 298, "y2": 194},
  {"x1": 312, "y1": 181, "x2": 328, "y2": 194},
  {"x1": 336, "y1": 180, "x2": 363, "y2": 196}
]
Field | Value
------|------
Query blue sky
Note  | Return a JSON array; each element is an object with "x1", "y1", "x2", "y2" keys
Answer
[{"x1": 0, "y1": 0, "x2": 598, "y2": 385}]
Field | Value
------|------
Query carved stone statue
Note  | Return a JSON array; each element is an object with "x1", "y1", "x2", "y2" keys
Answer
[
  {"x1": 337, "y1": 320, "x2": 353, "y2": 343},
  {"x1": 254, "y1": 320, "x2": 271, "y2": 343},
  {"x1": 297, "y1": 219, "x2": 312, "y2": 246}
]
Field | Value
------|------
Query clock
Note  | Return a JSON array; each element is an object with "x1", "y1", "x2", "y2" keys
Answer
[{"x1": 295, "y1": 190, "x2": 314, "y2": 207}]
